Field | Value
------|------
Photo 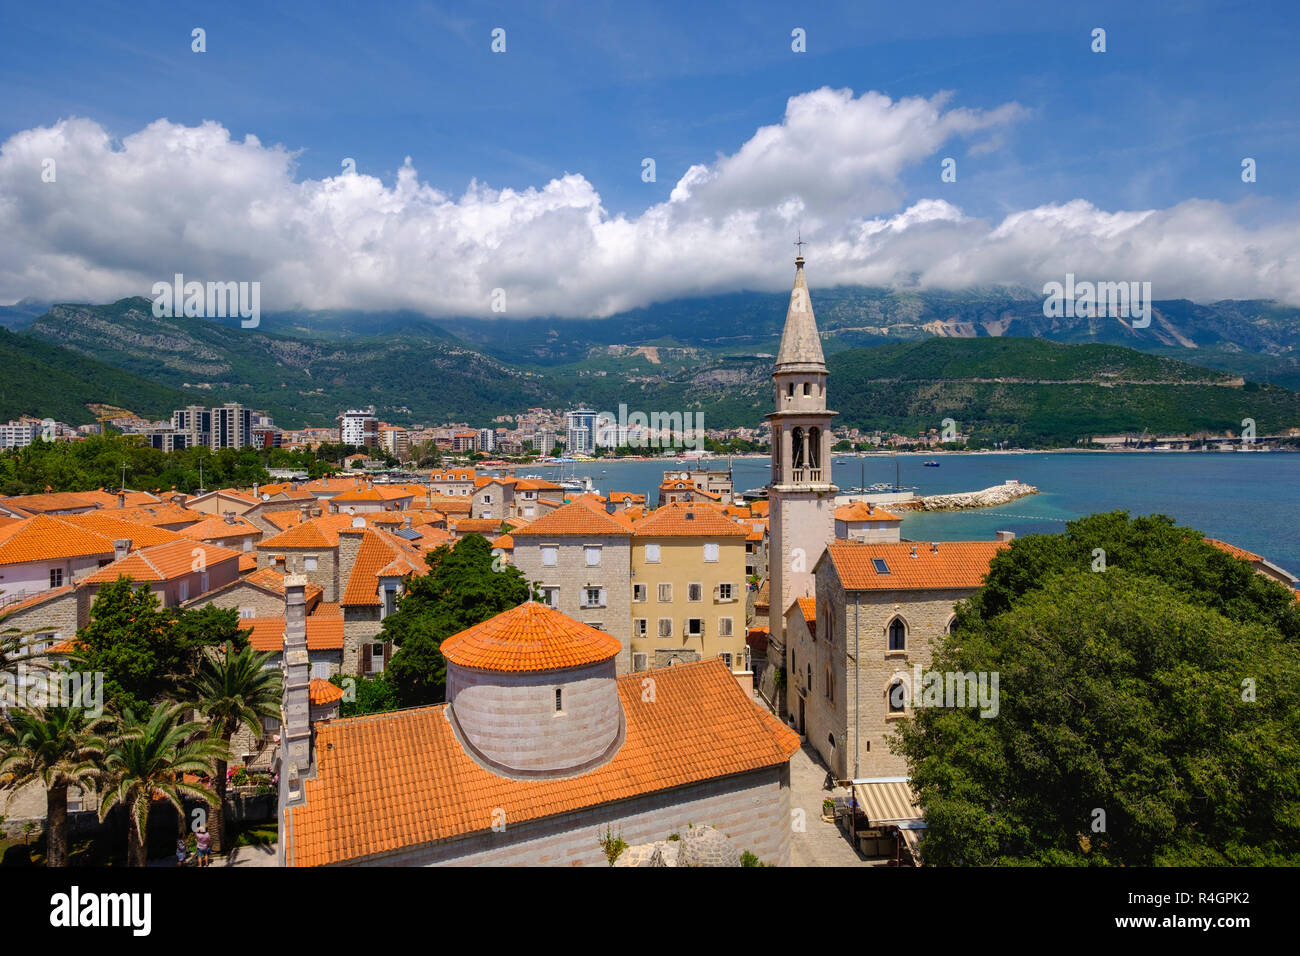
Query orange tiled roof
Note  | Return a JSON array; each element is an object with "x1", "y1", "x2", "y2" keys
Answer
[
  {"x1": 748, "y1": 501, "x2": 769, "y2": 517},
  {"x1": 514, "y1": 478, "x2": 563, "y2": 491},
  {"x1": 0, "y1": 491, "x2": 102, "y2": 513},
  {"x1": 609, "y1": 492, "x2": 646, "y2": 503},
  {"x1": 450, "y1": 518, "x2": 506, "y2": 534},
  {"x1": 238, "y1": 553, "x2": 258, "y2": 573},
  {"x1": 244, "y1": 616, "x2": 345, "y2": 652},
  {"x1": 634, "y1": 502, "x2": 748, "y2": 537},
  {"x1": 414, "y1": 526, "x2": 453, "y2": 549},
  {"x1": 441, "y1": 601, "x2": 622, "y2": 673},
  {"x1": 796, "y1": 596, "x2": 816, "y2": 626},
  {"x1": 835, "y1": 501, "x2": 903, "y2": 522},
  {"x1": 426, "y1": 496, "x2": 473, "y2": 515},
  {"x1": 243, "y1": 567, "x2": 324, "y2": 604},
  {"x1": 108, "y1": 503, "x2": 201, "y2": 527},
  {"x1": 826, "y1": 540, "x2": 1007, "y2": 591},
  {"x1": 1205, "y1": 538, "x2": 1263, "y2": 563},
  {"x1": 70, "y1": 489, "x2": 163, "y2": 509},
  {"x1": 259, "y1": 513, "x2": 369, "y2": 550},
  {"x1": 312, "y1": 601, "x2": 343, "y2": 618},
  {"x1": 0, "y1": 514, "x2": 119, "y2": 565},
  {"x1": 179, "y1": 515, "x2": 262, "y2": 540},
  {"x1": 60, "y1": 512, "x2": 184, "y2": 548},
  {"x1": 285, "y1": 657, "x2": 799, "y2": 866},
  {"x1": 491, "y1": 534, "x2": 514, "y2": 550},
  {"x1": 429, "y1": 469, "x2": 475, "y2": 482},
  {"x1": 309, "y1": 678, "x2": 346, "y2": 706},
  {"x1": 83, "y1": 539, "x2": 241, "y2": 584},
  {"x1": 512, "y1": 500, "x2": 632, "y2": 537},
  {"x1": 341, "y1": 529, "x2": 425, "y2": 606}
]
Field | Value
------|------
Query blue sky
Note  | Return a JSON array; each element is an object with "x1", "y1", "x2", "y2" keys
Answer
[{"x1": 2, "y1": 0, "x2": 1298, "y2": 313}]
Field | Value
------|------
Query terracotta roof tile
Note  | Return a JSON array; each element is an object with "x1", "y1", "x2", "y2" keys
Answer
[
  {"x1": 796, "y1": 596, "x2": 816, "y2": 626},
  {"x1": 309, "y1": 678, "x2": 346, "y2": 705},
  {"x1": 513, "y1": 500, "x2": 632, "y2": 537},
  {"x1": 244, "y1": 616, "x2": 345, "y2": 652},
  {"x1": 1205, "y1": 538, "x2": 1263, "y2": 563},
  {"x1": 441, "y1": 602, "x2": 622, "y2": 673},
  {"x1": 633, "y1": 502, "x2": 748, "y2": 537},
  {"x1": 82, "y1": 539, "x2": 241, "y2": 584},
  {"x1": 238, "y1": 553, "x2": 258, "y2": 573},
  {"x1": 0, "y1": 584, "x2": 74, "y2": 615},
  {"x1": 834, "y1": 501, "x2": 903, "y2": 522},
  {"x1": 286, "y1": 657, "x2": 799, "y2": 866},
  {"x1": 179, "y1": 515, "x2": 262, "y2": 541},
  {"x1": 61, "y1": 512, "x2": 185, "y2": 548},
  {"x1": 0, "y1": 514, "x2": 117, "y2": 564},
  {"x1": 826, "y1": 540, "x2": 1006, "y2": 591},
  {"x1": 341, "y1": 529, "x2": 425, "y2": 606}
]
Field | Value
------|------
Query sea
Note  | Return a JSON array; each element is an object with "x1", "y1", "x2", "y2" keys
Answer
[{"x1": 518, "y1": 452, "x2": 1300, "y2": 576}]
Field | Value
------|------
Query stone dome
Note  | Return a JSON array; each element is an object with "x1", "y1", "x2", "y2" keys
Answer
[
  {"x1": 445, "y1": 602, "x2": 624, "y2": 778},
  {"x1": 678, "y1": 826, "x2": 740, "y2": 867}
]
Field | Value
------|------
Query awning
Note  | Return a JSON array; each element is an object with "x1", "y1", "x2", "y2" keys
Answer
[{"x1": 852, "y1": 778, "x2": 922, "y2": 828}]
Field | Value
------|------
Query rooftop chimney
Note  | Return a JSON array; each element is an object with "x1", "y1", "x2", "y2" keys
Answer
[
  {"x1": 224, "y1": 512, "x2": 235, "y2": 525},
  {"x1": 113, "y1": 538, "x2": 131, "y2": 561},
  {"x1": 117, "y1": 491, "x2": 125, "y2": 509},
  {"x1": 909, "y1": 546, "x2": 918, "y2": 559},
  {"x1": 277, "y1": 574, "x2": 313, "y2": 864},
  {"x1": 931, "y1": 542, "x2": 939, "y2": 554}
]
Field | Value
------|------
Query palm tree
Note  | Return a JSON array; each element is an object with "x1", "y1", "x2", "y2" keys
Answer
[
  {"x1": 0, "y1": 706, "x2": 108, "y2": 866},
  {"x1": 98, "y1": 702, "x2": 225, "y2": 867},
  {"x1": 188, "y1": 641, "x2": 280, "y2": 854}
]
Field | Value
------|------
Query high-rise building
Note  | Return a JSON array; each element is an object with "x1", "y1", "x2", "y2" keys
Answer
[
  {"x1": 566, "y1": 408, "x2": 596, "y2": 456},
  {"x1": 762, "y1": 254, "x2": 837, "y2": 719},
  {"x1": 212, "y1": 403, "x2": 253, "y2": 450},
  {"x1": 173, "y1": 405, "x2": 211, "y2": 449},
  {"x1": 338, "y1": 408, "x2": 379, "y2": 448},
  {"x1": 0, "y1": 420, "x2": 41, "y2": 449},
  {"x1": 477, "y1": 427, "x2": 496, "y2": 453}
]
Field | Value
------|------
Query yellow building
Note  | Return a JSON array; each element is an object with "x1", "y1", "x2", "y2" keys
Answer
[{"x1": 630, "y1": 503, "x2": 751, "y2": 692}]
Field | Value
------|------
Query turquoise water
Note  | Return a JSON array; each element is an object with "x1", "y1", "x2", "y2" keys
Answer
[{"x1": 523, "y1": 452, "x2": 1300, "y2": 575}]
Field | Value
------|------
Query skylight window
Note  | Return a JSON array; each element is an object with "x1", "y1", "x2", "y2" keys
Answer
[{"x1": 872, "y1": 558, "x2": 890, "y2": 575}]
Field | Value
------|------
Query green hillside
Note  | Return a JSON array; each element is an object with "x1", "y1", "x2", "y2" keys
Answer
[{"x1": 0, "y1": 326, "x2": 188, "y2": 424}]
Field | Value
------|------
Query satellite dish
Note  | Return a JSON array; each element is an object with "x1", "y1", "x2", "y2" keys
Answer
[{"x1": 351, "y1": 516, "x2": 366, "y2": 528}]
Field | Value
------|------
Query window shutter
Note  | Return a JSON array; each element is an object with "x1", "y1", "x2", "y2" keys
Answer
[
  {"x1": 600, "y1": 588, "x2": 607, "y2": 607},
  {"x1": 384, "y1": 641, "x2": 393, "y2": 663},
  {"x1": 362, "y1": 643, "x2": 372, "y2": 674}
]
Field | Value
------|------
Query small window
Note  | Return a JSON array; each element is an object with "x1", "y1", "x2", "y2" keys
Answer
[
  {"x1": 717, "y1": 582, "x2": 733, "y2": 601},
  {"x1": 787, "y1": 383, "x2": 794, "y2": 397},
  {"x1": 687, "y1": 582, "x2": 703, "y2": 602},
  {"x1": 718, "y1": 617, "x2": 733, "y2": 637},
  {"x1": 703, "y1": 543, "x2": 719, "y2": 563},
  {"x1": 645, "y1": 544, "x2": 661, "y2": 563},
  {"x1": 889, "y1": 680, "x2": 907, "y2": 713},
  {"x1": 243, "y1": 538, "x2": 253, "y2": 552},
  {"x1": 658, "y1": 618, "x2": 672, "y2": 638},
  {"x1": 305, "y1": 556, "x2": 319, "y2": 571},
  {"x1": 825, "y1": 666, "x2": 834, "y2": 702},
  {"x1": 888, "y1": 618, "x2": 906, "y2": 652},
  {"x1": 240, "y1": 607, "x2": 255, "y2": 618},
  {"x1": 541, "y1": 587, "x2": 560, "y2": 608},
  {"x1": 49, "y1": 568, "x2": 64, "y2": 588},
  {"x1": 686, "y1": 618, "x2": 704, "y2": 637},
  {"x1": 178, "y1": 580, "x2": 189, "y2": 602},
  {"x1": 633, "y1": 583, "x2": 646, "y2": 602},
  {"x1": 634, "y1": 618, "x2": 647, "y2": 637},
  {"x1": 585, "y1": 546, "x2": 601, "y2": 567},
  {"x1": 803, "y1": 382, "x2": 811, "y2": 396},
  {"x1": 721, "y1": 652, "x2": 733, "y2": 669},
  {"x1": 872, "y1": 558, "x2": 890, "y2": 575},
  {"x1": 554, "y1": 688, "x2": 563, "y2": 713},
  {"x1": 658, "y1": 583, "x2": 672, "y2": 602},
  {"x1": 583, "y1": 587, "x2": 605, "y2": 608},
  {"x1": 541, "y1": 546, "x2": 558, "y2": 567}
]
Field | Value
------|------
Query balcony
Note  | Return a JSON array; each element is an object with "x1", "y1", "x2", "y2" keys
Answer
[{"x1": 791, "y1": 467, "x2": 823, "y2": 483}]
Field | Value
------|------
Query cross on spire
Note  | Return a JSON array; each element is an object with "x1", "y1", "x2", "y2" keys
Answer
[{"x1": 794, "y1": 232, "x2": 806, "y2": 257}]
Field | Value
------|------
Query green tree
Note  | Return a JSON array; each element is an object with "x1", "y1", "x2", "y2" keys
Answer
[
  {"x1": 0, "y1": 707, "x2": 108, "y2": 866},
  {"x1": 894, "y1": 513, "x2": 1300, "y2": 866},
  {"x1": 384, "y1": 534, "x2": 534, "y2": 706},
  {"x1": 329, "y1": 671, "x2": 399, "y2": 717},
  {"x1": 71, "y1": 580, "x2": 246, "y2": 714},
  {"x1": 98, "y1": 702, "x2": 224, "y2": 867},
  {"x1": 188, "y1": 642, "x2": 281, "y2": 854}
]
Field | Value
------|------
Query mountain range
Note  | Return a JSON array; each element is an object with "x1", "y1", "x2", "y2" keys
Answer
[{"x1": 6, "y1": 288, "x2": 1300, "y2": 446}]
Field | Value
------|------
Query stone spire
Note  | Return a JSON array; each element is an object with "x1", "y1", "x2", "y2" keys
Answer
[{"x1": 775, "y1": 256, "x2": 826, "y2": 371}]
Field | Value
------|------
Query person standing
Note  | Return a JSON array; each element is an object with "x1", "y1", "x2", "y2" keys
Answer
[{"x1": 195, "y1": 824, "x2": 211, "y2": 867}]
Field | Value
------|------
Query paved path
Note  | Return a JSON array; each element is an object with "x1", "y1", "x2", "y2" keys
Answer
[{"x1": 787, "y1": 742, "x2": 878, "y2": 867}]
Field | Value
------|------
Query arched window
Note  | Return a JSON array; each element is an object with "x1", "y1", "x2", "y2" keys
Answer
[
  {"x1": 888, "y1": 680, "x2": 907, "y2": 713},
  {"x1": 787, "y1": 382, "x2": 795, "y2": 398},
  {"x1": 791, "y1": 427, "x2": 805, "y2": 468},
  {"x1": 803, "y1": 381, "x2": 811, "y2": 396},
  {"x1": 944, "y1": 616, "x2": 955, "y2": 636},
  {"x1": 807, "y1": 663, "x2": 812, "y2": 691},
  {"x1": 888, "y1": 617, "x2": 906, "y2": 651},
  {"x1": 824, "y1": 665, "x2": 833, "y2": 703},
  {"x1": 808, "y1": 427, "x2": 821, "y2": 468}
]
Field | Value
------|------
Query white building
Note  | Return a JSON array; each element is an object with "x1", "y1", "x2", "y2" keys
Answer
[{"x1": 339, "y1": 408, "x2": 379, "y2": 448}]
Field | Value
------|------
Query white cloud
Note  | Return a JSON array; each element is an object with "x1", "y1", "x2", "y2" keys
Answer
[{"x1": 1, "y1": 88, "x2": 1298, "y2": 316}]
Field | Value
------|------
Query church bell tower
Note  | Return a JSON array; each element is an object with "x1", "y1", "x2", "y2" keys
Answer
[{"x1": 763, "y1": 253, "x2": 837, "y2": 718}]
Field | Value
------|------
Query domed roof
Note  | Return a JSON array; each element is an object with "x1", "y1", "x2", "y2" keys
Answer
[{"x1": 441, "y1": 601, "x2": 622, "y2": 674}]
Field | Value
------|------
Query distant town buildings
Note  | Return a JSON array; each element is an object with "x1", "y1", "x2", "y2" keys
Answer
[{"x1": 338, "y1": 407, "x2": 379, "y2": 448}]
